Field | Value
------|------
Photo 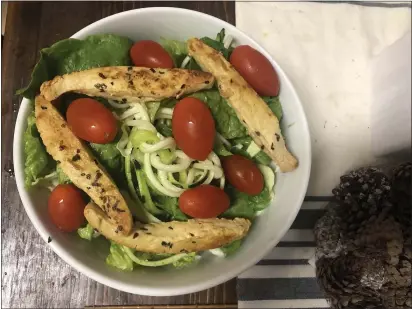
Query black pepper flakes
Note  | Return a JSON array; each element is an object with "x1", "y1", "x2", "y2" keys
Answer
[
  {"x1": 275, "y1": 133, "x2": 280, "y2": 142},
  {"x1": 81, "y1": 173, "x2": 85, "y2": 176},
  {"x1": 47, "y1": 237, "x2": 52, "y2": 243},
  {"x1": 150, "y1": 91, "x2": 156, "y2": 95},
  {"x1": 61, "y1": 124, "x2": 66, "y2": 128},
  {"x1": 86, "y1": 174, "x2": 91, "y2": 180},
  {"x1": 141, "y1": 227, "x2": 148, "y2": 231},
  {"x1": 189, "y1": 233, "x2": 194, "y2": 237},
  {"x1": 128, "y1": 80, "x2": 134, "y2": 86},
  {"x1": 146, "y1": 232, "x2": 152, "y2": 235},
  {"x1": 59, "y1": 145, "x2": 66, "y2": 151},
  {"x1": 159, "y1": 71, "x2": 165, "y2": 74},
  {"x1": 94, "y1": 83, "x2": 107, "y2": 92},
  {"x1": 110, "y1": 82, "x2": 114, "y2": 85},
  {"x1": 192, "y1": 241, "x2": 196, "y2": 244},
  {"x1": 133, "y1": 232, "x2": 139, "y2": 239},
  {"x1": 150, "y1": 68, "x2": 156, "y2": 73},
  {"x1": 161, "y1": 241, "x2": 173, "y2": 248},
  {"x1": 41, "y1": 106, "x2": 47, "y2": 110},
  {"x1": 87, "y1": 187, "x2": 91, "y2": 190},
  {"x1": 168, "y1": 226, "x2": 174, "y2": 230},
  {"x1": 205, "y1": 80, "x2": 210, "y2": 84},
  {"x1": 76, "y1": 149, "x2": 80, "y2": 154},
  {"x1": 98, "y1": 72, "x2": 107, "y2": 79},
  {"x1": 72, "y1": 154, "x2": 81, "y2": 162},
  {"x1": 180, "y1": 84, "x2": 186, "y2": 89},
  {"x1": 122, "y1": 98, "x2": 127, "y2": 103},
  {"x1": 261, "y1": 145, "x2": 265, "y2": 150},
  {"x1": 255, "y1": 131, "x2": 261, "y2": 136},
  {"x1": 271, "y1": 143, "x2": 275, "y2": 150}
]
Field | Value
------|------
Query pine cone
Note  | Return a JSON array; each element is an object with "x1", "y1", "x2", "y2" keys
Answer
[
  {"x1": 331, "y1": 167, "x2": 392, "y2": 239},
  {"x1": 315, "y1": 164, "x2": 411, "y2": 309}
]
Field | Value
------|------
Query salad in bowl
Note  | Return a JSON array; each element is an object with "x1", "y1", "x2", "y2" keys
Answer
[{"x1": 14, "y1": 8, "x2": 310, "y2": 295}]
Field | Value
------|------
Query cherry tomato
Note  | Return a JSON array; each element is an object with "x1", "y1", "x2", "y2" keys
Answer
[
  {"x1": 48, "y1": 184, "x2": 86, "y2": 232},
  {"x1": 222, "y1": 155, "x2": 264, "y2": 195},
  {"x1": 230, "y1": 45, "x2": 280, "y2": 96},
  {"x1": 179, "y1": 185, "x2": 230, "y2": 218},
  {"x1": 66, "y1": 98, "x2": 118, "y2": 144},
  {"x1": 172, "y1": 97, "x2": 215, "y2": 161},
  {"x1": 130, "y1": 40, "x2": 174, "y2": 69}
]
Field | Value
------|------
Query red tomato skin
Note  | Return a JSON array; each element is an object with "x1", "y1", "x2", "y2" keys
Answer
[
  {"x1": 48, "y1": 184, "x2": 86, "y2": 232},
  {"x1": 130, "y1": 40, "x2": 174, "y2": 69},
  {"x1": 179, "y1": 185, "x2": 230, "y2": 218},
  {"x1": 172, "y1": 97, "x2": 215, "y2": 161},
  {"x1": 66, "y1": 98, "x2": 118, "y2": 144},
  {"x1": 230, "y1": 45, "x2": 280, "y2": 96},
  {"x1": 222, "y1": 155, "x2": 264, "y2": 195}
]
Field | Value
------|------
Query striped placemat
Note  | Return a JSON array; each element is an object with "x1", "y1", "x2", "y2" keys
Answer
[{"x1": 237, "y1": 199, "x2": 330, "y2": 309}]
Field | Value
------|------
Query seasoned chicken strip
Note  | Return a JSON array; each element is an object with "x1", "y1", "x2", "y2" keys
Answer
[
  {"x1": 40, "y1": 66, "x2": 214, "y2": 103},
  {"x1": 35, "y1": 95, "x2": 132, "y2": 235},
  {"x1": 84, "y1": 202, "x2": 251, "y2": 254},
  {"x1": 188, "y1": 39, "x2": 298, "y2": 172}
]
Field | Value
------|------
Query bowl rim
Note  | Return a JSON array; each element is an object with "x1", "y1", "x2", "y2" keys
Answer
[{"x1": 13, "y1": 6, "x2": 312, "y2": 296}]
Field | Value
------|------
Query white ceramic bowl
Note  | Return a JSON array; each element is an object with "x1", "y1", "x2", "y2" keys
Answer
[{"x1": 13, "y1": 7, "x2": 311, "y2": 296}]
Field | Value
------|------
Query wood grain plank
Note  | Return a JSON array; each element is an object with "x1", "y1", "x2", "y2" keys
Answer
[{"x1": 1, "y1": 2, "x2": 236, "y2": 308}]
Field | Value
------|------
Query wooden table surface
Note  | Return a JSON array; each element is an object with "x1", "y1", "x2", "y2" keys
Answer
[{"x1": 1, "y1": 2, "x2": 237, "y2": 308}]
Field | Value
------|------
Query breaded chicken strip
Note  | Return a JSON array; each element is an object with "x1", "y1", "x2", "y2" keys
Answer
[
  {"x1": 35, "y1": 95, "x2": 132, "y2": 235},
  {"x1": 40, "y1": 66, "x2": 214, "y2": 103},
  {"x1": 84, "y1": 202, "x2": 251, "y2": 254},
  {"x1": 187, "y1": 38, "x2": 298, "y2": 172}
]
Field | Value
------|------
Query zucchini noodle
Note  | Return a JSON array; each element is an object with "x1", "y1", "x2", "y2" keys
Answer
[
  {"x1": 150, "y1": 153, "x2": 191, "y2": 173},
  {"x1": 157, "y1": 171, "x2": 185, "y2": 194},
  {"x1": 155, "y1": 108, "x2": 174, "y2": 120},
  {"x1": 180, "y1": 55, "x2": 191, "y2": 69},
  {"x1": 107, "y1": 99, "x2": 130, "y2": 109},
  {"x1": 140, "y1": 138, "x2": 176, "y2": 153}
]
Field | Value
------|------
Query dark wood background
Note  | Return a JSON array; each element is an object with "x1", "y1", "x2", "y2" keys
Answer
[{"x1": 1, "y1": 2, "x2": 237, "y2": 308}]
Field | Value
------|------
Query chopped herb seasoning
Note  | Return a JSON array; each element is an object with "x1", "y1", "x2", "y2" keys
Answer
[
  {"x1": 87, "y1": 187, "x2": 91, "y2": 190},
  {"x1": 41, "y1": 106, "x2": 47, "y2": 110},
  {"x1": 230, "y1": 79, "x2": 233, "y2": 84},
  {"x1": 192, "y1": 241, "x2": 196, "y2": 244},
  {"x1": 81, "y1": 173, "x2": 85, "y2": 176},
  {"x1": 180, "y1": 84, "x2": 186, "y2": 89},
  {"x1": 141, "y1": 227, "x2": 148, "y2": 231},
  {"x1": 150, "y1": 68, "x2": 156, "y2": 73},
  {"x1": 146, "y1": 232, "x2": 152, "y2": 235},
  {"x1": 61, "y1": 124, "x2": 66, "y2": 128},
  {"x1": 94, "y1": 83, "x2": 107, "y2": 92},
  {"x1": 59, "y1": 145, "x2": 66, "y2": 151},
  {"x1": 110, "y1": 82, "x2": 114, "y2": 85},
  {"x1": 205, "y1": 80, "x2": 210, "y2": 84},
  {"x1": 275, "y1": 133, "x2": 280, "y2": 142},
  {"x1": 161, "y1": 241, "x2": 173, "y2": 248},
  {"x1": 128, "y1": 80, "x2": 134, "y2": 86},
  {"x1": 168, "y1": 226, "x2": 174, "y2": 230},
  {"x1": 47, "y1": 237, "x2": 52, "y2": 243},
  {"x1": 133, "y1": 233, "x2": 139, "y2": 239},
  {"x1": 122, "y1": 98, "x2": 127, "y2": 103},
  {"x1": 101, "y1": 188, "x2": 105, "y2": 193},
  {"x1": 86, "y1": 174, "x2": 91, "y2": 180},
  {"x1": 98, "y1": 72, "x2": 107, "y2": 79},
  {"x1": 189, "y1": 233, "x2": 194, "y2": 237},
  {"x1": 261, "y1": 145, "x2": 264, "y2": 150},
  {"x1": 76, "y1": 149, "x2": 80, "y2": 154},
  {"x1": 255, "y1": 131, "x2": 261, "y2": 136},
  {"x1": 72, "y1": 154, "x2": 81, "y2": 162},
  {"x1": 159, "y1": 71, "x2": 164, "y2": 74},
  {"x1": 271, "y1": 143, "x2": 275, "y2": 150},
  {"x1": 150, "y1": 91, "x2": 156, "y2": 95}
]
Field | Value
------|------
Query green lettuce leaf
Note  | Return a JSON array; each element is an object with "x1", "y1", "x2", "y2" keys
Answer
[
  {"x1": 200, "y1": 29, "x2": 233, "y2": 60},
  {"x1": 230, "y1": 137, "x2": 271, "y2": 166},
  {"x1": 159, "y1": 38, "x2": 188, "y2": 67},
  {"x1": 172, "y1": 252, "x2": 197, "y2": 268},
  {"x1": 153, "y1": 195, "x2": 188, "y2": 221},
  {"x1": 89, "y1": 141, "x2": 124, "y2": 185},
  {"x1": 106, "y1": 242, "x2": 134, "y2": 271},
  {"x1": 262, "y1": 96, "x2": 283, "y2": 121},
  {"x1": 56, "y1": 165, "x2": 71, "y2": 184},
  {"x1": 77, "y1": 224, "x2": 94, "y2": 241},
  {"x1": 17, "y1": 34, "x2": 133, "y2": 100},
  {"x1": 220, "y1": 239, "x2": 242, "y2": 256},
  {"x1": 190, "y1": 90, "x2": 247, "y2": 139},
  {"x1": 222, "y1": 186, "x2": 271, "y2": 219},
  {"x1": 213, "y1": 137, "x2": 232, "y2": 157},
  {"x1": 24, "y1": 110, "x2": 55, "y2": 188}
]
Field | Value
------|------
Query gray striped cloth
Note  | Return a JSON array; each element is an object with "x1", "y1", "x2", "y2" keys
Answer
[{"x1": 237, "y1": 198, "x2": 330, "y2": 309}]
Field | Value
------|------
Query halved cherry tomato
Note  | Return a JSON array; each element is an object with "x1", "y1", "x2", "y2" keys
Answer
[
  {"x1": 179, "y1": 185, "x2": 230, "y2": 218},
  {"x1": 130, "y1": 40, "x2": 174, "y2": 69},
  {"x1": 66, "y1": 98, "x2": 118, "y2": 144},
  {"x1": 48, "y1": 184, "x2": 86, "y2": 232},
  {"x1": 172, "y1": 97, "x2": 215, "y2": 161},
  {"x1": 230, "y1": 45, "x2": 280, "y2": 96},
  {"x1": 222, "y1": 155, "x2": 264, "y2": 195}
]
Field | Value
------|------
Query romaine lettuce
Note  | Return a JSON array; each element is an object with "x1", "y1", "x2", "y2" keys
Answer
[
  {"x1": 17, "y1": 34, "x2": 133, "y2": 100},
  {"x1": 106, "y1": 242, "x2": 134, "y2": 271}
]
